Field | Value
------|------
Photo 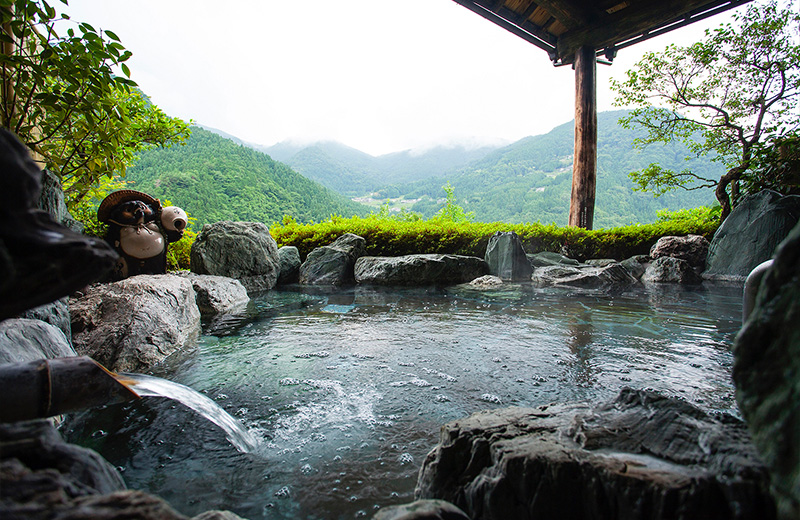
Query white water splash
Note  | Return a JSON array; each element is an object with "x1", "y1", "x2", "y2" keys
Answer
[{"x1": 121, "y1": 373, "x2": 260, "y2": 453}]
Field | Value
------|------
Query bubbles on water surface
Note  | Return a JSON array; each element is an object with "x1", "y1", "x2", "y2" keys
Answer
[
  {"x1": 397, "y1": 453, "x2": 414, "y2": 465},
  {"x1": 294, "y1": 351, "x2": 331, "y2": 359},
  {"x1": 63, "y1": 284, "x2": 744, "y2": 520},
  {"x1": 480, "y1": 393, "x2": 503, "y2": 404}
]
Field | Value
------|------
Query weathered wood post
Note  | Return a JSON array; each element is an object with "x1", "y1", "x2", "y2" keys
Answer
[{"x1": 569, "y1": 45, "x2": 597, "y2": 229}]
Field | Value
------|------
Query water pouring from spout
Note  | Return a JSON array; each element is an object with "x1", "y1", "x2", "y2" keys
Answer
[
  {"x1": 0, "y1": 356, "x2": 259, "y2": 454},
  {"x1": 119, "y1": 372, "x2": 260, "y2": 453}
]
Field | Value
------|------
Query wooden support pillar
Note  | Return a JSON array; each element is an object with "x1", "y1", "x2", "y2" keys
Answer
[{"x1": 569, "y1": 45, "x2": 597, "y2": 229}]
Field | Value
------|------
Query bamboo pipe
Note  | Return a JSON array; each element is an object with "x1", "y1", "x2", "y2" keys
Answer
[{"x1": 0, "y1": 356, "x2": 141, "y2": 423}]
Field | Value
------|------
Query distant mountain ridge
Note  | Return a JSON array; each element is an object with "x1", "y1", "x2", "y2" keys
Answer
[
  {"x1": 192, "y1": 112, "x2": 722, "y2": 228},
  {"x1": 258, "y1": 140, "x2": 501, "y2": 197},
  {"x1": 397, "y1": 110, "x2": 720, "y2": 227}
]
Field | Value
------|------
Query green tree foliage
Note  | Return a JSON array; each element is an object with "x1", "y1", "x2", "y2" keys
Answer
[
  {"x1": 742, "y1": 132, "x2": 800, "y2": 196},
  {"x1": 125, "y1": 127, "x2": 370, "y2": 228},
  {"x1": 403, "y1": 111, "x2": 718, "y2": 227},
  {"x1": 0, "y1": 0, "x2": 190, "y2": 207},
  {"x1": 431, "y1": 182, "x2": 475, "y2": 223},
  {"x1": 611, "y1": 0, "x2": 800, "y2": 220}
]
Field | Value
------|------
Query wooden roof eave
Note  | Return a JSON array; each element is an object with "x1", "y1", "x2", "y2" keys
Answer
[
  {"x1": 452, "y1": 0, "x2": 558, "y2": 59},
  {"x1": 555, "y1": 0, "x2": 753, "y2": 64},
  {"x1": 454, "y1": 0, "x2": 753, "y2": 65}
]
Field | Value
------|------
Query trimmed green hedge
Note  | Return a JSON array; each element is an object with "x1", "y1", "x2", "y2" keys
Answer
[{"x1": 269, "y1": 207, "x2": 720, "y2": 262}]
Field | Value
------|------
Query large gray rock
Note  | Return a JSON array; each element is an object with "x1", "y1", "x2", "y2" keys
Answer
[
  {"x1": 190, "y1": 221, "x2": 280, "y2": 293},
  {"x1": 0, "y1": 129, "x2": 117, "y2": 320},
  {"x1": 531, "y1": 262, "x2": 639, "y2": 290},
  {"x1": 642, "y1": 256, "x2": 703, "y2": 284},
  {"x1": 734, "y1": 220, "x2": 800, "y2": 519},
  {"x1": 650, "y1": 234, "x2": 709, "y2": 270},
  {"x1": 373, "y1": 499, "x2": 470, "y2": 520},
  {"x1": 416, "y1": 388, "x2": 774, "y2": 520},
  {"x1": 0, "y1": 419, "x2": 244, "y2": 520},
  {"x1": 1, "y1": 420, "x2": 128, "y2": 519},
  {"x1": 527, "y1": 251, "x2": 580, "y2": 268},
  {"x1": 179, "y1": 273, "x2": 249, "y2": 315},
  {"x1": 619, "y1": 255, "x2": 650, "y2": 280},
  {"x1": 468, "y1": 275, "x2": 504, "y2": 289},
  {"x1": 37, "y1": 169, "x2": 83, "y2": 233},
  {"x1": 706, "y1": 190, "x2": 800, "y2": 281},
  {"x1": 192, "y1": 512, "x2": 248, "y2": 520},
  {"x1": 0, "y1": 318, "x2": 76, "y2": 365},
  {"x1": 585, "y1": 258, "x2": 617, "y2": 267},
  {"x1": 70, "y1": 275, "x2": 201, "y2": 373},
  {"x1": 277, "y1": 245, "x2": 301, "y2": 285},
  {"x1": 355, "y1": 254, "x2": 489, "y2": 286},
  {"x1": 484, "y1": 231, "x2": 532, "y2": 281},
  {"x1": 299, "y1": 233, "x2": 366, "y2": 285},
  {"x1": 17, "y1": 297, "x2": 72, "y2": 345}
]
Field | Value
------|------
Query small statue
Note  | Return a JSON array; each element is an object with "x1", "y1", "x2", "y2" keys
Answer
[{"x1": 97, "y1": 190, "x2": 187, "y2": 279}]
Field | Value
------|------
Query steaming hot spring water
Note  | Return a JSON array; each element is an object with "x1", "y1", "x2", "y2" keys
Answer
[{"x1": 63, "y1": 282, "x2": 743, "y2": 519}]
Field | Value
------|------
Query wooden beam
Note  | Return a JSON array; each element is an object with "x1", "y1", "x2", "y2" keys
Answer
[
  {"x1": 487, "y1": 0, "x2": 505, "y2": 13},
  {"x1": 453, "y1": 0, "x2": 557, "y2": 55},
  {"x1": 556, "y1": 0, "x2": 745, "y2": 62},
  {"x1": 518, "y1": 2, "x2": 544, "y2": 24},
  {"x1": 495, "y1": 5, "x2": 559, "y2": 46},
  {"x1": 533, "y1": 0, "x2": 589, "y2": 28},
  {"x1": 609, "y1": 0, "x2": 753, "y2": 53},
  {"x1": 569, "y1": 45, "x2": 597, "y2": 229}
]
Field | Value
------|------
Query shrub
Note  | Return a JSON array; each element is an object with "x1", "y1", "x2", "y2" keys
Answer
[
  {"x1": 166, "y1": 227, "x2": 196, "y2": 271},
  {"x1": 269, "y1": 206, "x2": 720, "y2": 262}
]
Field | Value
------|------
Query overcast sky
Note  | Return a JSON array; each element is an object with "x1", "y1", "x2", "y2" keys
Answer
[{"x1": 61, "y1": 0, "x2": 742, "y2": 156}]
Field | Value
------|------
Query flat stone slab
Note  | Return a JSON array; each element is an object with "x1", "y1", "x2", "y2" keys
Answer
[
  {"x1": 355, "y1": 254, "x2": 488, "y2": 286},
  {"x1": 531, "y1": 262, "x2": 639, "y2": 290}
]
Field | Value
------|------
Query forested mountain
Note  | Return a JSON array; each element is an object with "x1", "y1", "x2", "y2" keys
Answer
[
  {"x1": 262, "y1": 140, "x2": 500, "y2": 197},
  {"x1": 276, "y1": 142, "x2": 380, "y2": 196},
  {"x1": 124, "y1": 127, "x2": 369, "y2": 228},
  {"x1": 140, "y1": 111, "x2": 721, "y2": 230},
  {"x1": 398, "y1": 110, "x2": 721, "y2": 228}
]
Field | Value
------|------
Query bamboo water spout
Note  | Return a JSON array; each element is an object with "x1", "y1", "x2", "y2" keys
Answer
[{"x1": 0, "y1": 356, "x2": 141, "y2": 423}]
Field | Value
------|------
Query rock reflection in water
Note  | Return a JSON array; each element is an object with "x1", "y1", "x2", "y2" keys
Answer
[{"x1": 63, "y1": 282, "x2": 743, "y2": 520}]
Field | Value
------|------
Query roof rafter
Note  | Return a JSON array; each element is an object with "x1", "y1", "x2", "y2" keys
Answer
[
  {"x1": 452, "y1": 0, "x2": 557, "y2": 56},
  {"x1": 532, "y1": 0, "x2": 588, "y2": 28},
  {"x1": 453, "y1": 0, "x2": 753, "y2": 65},
  {"x1": 557, "y1": 0, "x2": 751, "y2": 61}
]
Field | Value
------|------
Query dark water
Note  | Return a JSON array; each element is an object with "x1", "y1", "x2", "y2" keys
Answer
[{"x1": 63, "y1": 282, "x2": 743, "y2": 520}]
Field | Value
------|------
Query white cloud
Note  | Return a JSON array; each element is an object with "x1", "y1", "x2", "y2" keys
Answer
[{"x1": 61, "y1": 0, "x2": 740, "y2": 156}]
